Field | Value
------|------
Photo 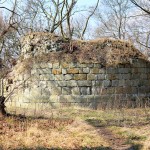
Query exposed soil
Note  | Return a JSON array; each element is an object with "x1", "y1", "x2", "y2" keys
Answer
[{"x1": 97, "y1": 127, "x2": 132, "y2": 150}]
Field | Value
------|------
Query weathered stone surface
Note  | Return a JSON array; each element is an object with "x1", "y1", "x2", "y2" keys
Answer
[
  {"x1": 64, "y1": 74, "x2": 73, "y2": 80},
  {"x1": 55, "y1": 75, "x2": 64, "y2": 80},
  {"x1": 62, "y1": 69, "x2": 67, "y2": 74},
  {"x1": 51, "y1": 87, "x2": 62, "y2": 95},
  {"x1": 66, "y1": 80, "x2": 78, "y2": 86},
  {"x1": 72, "y1": 87, "x2": 80, "y2": 95},
  {"x1": 62, "y1": 87, "x2": 71, "y2": 95},
  {"x1": 47, "y1": 63, "x2": 53, "y2": 68},
  {"x1": 53, "y1": 63, "x2": 60, "y2": 69},
  {"x1": 87, "y1": 74, "x2": 97, "y2": 80},
  {"x1": 61, "y1": 62, "x2": 69, "y2": 68},
  {"x1": 91, "y1": 68, "x2": 99, "y2": 74},
  {"x1": 83, "y1": 68, "x2": 90, "y2": 73},
  {"x1": 103, "y1": 80, "x2": 111, "y2": 87},
  {"x1": 97, "y1": 74, "x2": 106, "y2": 80},
  {"x1": 5, "y1": 36, "x2": 150, "y2": 111},
  {"x1": 57, "y1": 81, "x2": 67, "y2": 87},
  {"x1": 77, "y1": 81, "x2": 92, "y2": 86},
  {"x1": 67, "y1": 68, "x2": 79, "y2": 74},
  {"x1": 74, "y1": 74, "x2": 87, "y2": 80},
  {"x1": 80, "y1": 87, "x2": 91, "y2": 95},
  {"x1": 52, "y1": 69, "x2": 62, "y2": 75},
  {"x1": 112, "y1": 80, "x2": 119, "y2": 87}
]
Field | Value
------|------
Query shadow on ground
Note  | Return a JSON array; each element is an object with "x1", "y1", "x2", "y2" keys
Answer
[
  {"x1": 10, "y1": 144, "x2": 143, "y2": 150},
  {"x1": 12, "y1": 147, "x2": 112, "y2": 150},
  {"x1": 85, "y1": 118, "x2": 143, "y2": 150}
]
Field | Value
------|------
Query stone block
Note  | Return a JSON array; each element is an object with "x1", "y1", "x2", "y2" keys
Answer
[
  {"x1": 42, "y1": 88, "x2": 50, "y2": 96},
  {"x1": 131, "y1": 87, "x2": 138, "y2": 94},
  {"x1": 51, "y1": 87, "x2": 62, "y2": 95},
  {"x1": 31, "y1": 69, "x2": 37, "y2": 75},
  {"x1": 92, "y1": 87, "x2": 101, "y2": 95},
  {"x1": 148, "y1": 74, "x2": 150, "y2": 79},
  {"x1": 36, "y1": 68, "x2": 44, "y2": 75},
  {"x1": 112, "y1": 80, "x2": 119, "y2": 87},
  {"x1": 115, "y1": 87, "x2": 123, "y2": 94},
  {"x1": 64, "y1": 74, "x2": 73, "y2": 80},
  {"x1": 62, "y1": 69, "x2": 67, "y2": 74},
  {"x1": 140, "y1": 74, "x2": 147, "y2": 79},
  {"x1": 107, "y1": 74, "x2": 117, "y2": 80},
  {"x1": 118, "y1": 80, "x2": 125, "y2": 87},
  {"x1": 131, "y1": 80, "x2": 140, "y2": 87},
  {"x1": 61, "y1": 62, "x2": 69, "y2": 68},
  {"x1": 66, "y1": 80, "x2": 78, "y2": 86},
  {"x1": 49, "y1": 74, "x2": 55, "y2": 80},
  {"x1": 83, "y1": 68, "x2": 90, "y2": 73},
  {"x1": 39, "y1": 81, "x2": 47, "y2": 88},
  {"x1": 101, "y1": 88, "x2": 107, "y2": 95},
  {"x1": 118, "y1": 68, "x2": 131, "y2": 74},
  {"x1": 52, "y1": 69, "x2": 62, "y2": 75},
  {"x1": 92, "y1": 81, "x2": 103, "y2": 86},
  {"x1": 107, "y1": 67, "x2": 118, "y2": 74},
  {"x1": 62, "y1": 87, "x2": 71, "y2": 95},
  {"x1": 107, "y1": 87, "x2": 115, "y2": 94},
  {"x1": 131, "y1": 68, "x2": 138, "y2": 74},
  {"x1": 87, "y1": 74, "x2": 97, "y2": 80},
  {"x1": 80, "y1": 87, "x2": 91, "y2": 95},
  {"x1": 40, "y1": 74, "x2": 54, "y2": 80},
  {"x1": 49, "y1": 95, "x2": 60, "y2": 102},
  {"x1": 94, "y1": 63, "x2": 101, "y2": 68},
  {"x1": 47, "y1": 63, "x2": 53, "y2": 68},
  {"x1": 33, "y1": 63, "x2": 40, "y2": 69},
  {"x1": 55, "y1": 75, "x2": 64, "y2": 80},
  {"x1": 91, "y1": 68, "x2": 99, "y2": 74},
  {"x1": 69, "y1": 62, "x2": 77, "y2": 68},
  {"x1": 53, "y1": 62, "x2": 60, "y2": 68},
  {"x1": 79, "y1": 63, "x2": 87, "y2": 68},
  {"x1": 74, "y1": 74, "x2": 87, "y2": 80},
  {"x1": 125, "y1": 80, "x2": 132, "y2": 86},
  {"x1": 99, "y1": 69, "x2": 106, "y2": 74},
  {"x1": 138, "y1": 68, "x2": 146, "y2": 73},
  {"x1": 77, "y1": 81, "x2": 92, "y2": 86},
  {"x1": 42, "y1": 68, "x2": 51, "y2": 74},
  {"x1": 86, "y1": 64, "x2": 94, "y2": 68},
  {"x1": 103, "y1": 80, "x2": 111, "y2": 87},
  {"x1": 121, "y1": 74, "x2": 130, "y2": 79},
  {"x1": 131, "y1": 74, "x2": 140, "y2": 79},
  {"x1": 72, "y1": 87, "x2": 80, "y2": 95},
  {"x1": 67, "y1": 68, "x2": 79, "y2": 74},
  {"x1": 57, "y1": 81, "x2": 67, "y2": 87},
  {"x1": 123, "y1": 87, "x2": 132, "y2": 94},
  {"x1": 97, "y1": 74, "x2": 106, "y2": 80},
  {"x1": 40, "y1": 74, "x2": 50, "y2": 80}
]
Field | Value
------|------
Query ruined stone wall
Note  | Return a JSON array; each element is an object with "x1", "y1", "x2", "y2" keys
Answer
[
  {"x1": 5, "y1": 58, "x2": 150, "y2": 111},
  {"x1": 3, "y1": 32, "x2": 150, "y2": 112}
]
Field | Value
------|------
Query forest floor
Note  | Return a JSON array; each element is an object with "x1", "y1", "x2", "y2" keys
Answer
[{"x1": 0, "y1": 107, "x2": 150, "y2": 150}]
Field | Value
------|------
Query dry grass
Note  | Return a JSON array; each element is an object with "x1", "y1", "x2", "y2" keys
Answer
[
  {"x1": 109, "y1": 125, "x2": 150, "y2": 150},
  {"x1": 0, "y1": 107, "x2": 149, "y2": 150},
  {"x1": 0, "y1": 115, "x2": 108, "y2": 150}
]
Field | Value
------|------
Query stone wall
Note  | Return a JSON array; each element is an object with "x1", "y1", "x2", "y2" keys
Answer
[
  {"x1": 5, "y1": 58, "x2": 150, "y2": 110},
  {"x1": 3, "y1": 32, "x2": 150, "y2": 112}
]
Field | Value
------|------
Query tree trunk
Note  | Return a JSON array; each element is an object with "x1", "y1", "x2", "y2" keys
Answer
[{"x1": 0, "y1": 96, "x2": 7, "y2": 117}]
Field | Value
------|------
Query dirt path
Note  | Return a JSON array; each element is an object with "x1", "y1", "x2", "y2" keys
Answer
[{"x1": 97, "y1": 127, "x2": 134, "y2": 150}]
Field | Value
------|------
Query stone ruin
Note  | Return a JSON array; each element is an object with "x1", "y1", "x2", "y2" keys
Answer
[{"x1": 3, "y1": 32, "x2": 150, "y2": 112}]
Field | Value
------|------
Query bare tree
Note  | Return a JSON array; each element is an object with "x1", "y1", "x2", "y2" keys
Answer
[
  {"x1": 0, "y1": 0, "x2": 19, "y2": 117},
  {"x1": 130, "y1": 0, "x2": 150, "y2": 15},
  {"x1": 94, "y1": 0, "x2": 131, "y2": 40}
]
